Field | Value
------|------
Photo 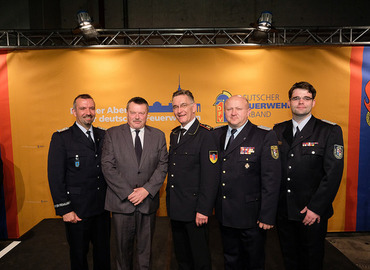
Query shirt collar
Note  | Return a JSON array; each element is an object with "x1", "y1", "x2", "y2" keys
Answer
[
  {"x1": 292, "y1": 114, "x2": 312, "y2": 132},
  {"x1": 75, "y1": 121, "x2": 93, "y2": 134},
  {"x1": 181, "y1": 117, "x2": 197, "y2": 131}
]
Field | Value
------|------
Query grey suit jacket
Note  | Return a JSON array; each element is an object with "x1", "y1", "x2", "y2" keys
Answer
[{"x1": 102, "y1": 124, "x2": 168, "y2": 214}]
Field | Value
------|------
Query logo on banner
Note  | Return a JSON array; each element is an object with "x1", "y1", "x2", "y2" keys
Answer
[
  {"x1": 213, "y1": 90, "x2": 232, "y2": 123},
  {"x1": 365, "y1": 81, "x2": 370, "y2": 126}
]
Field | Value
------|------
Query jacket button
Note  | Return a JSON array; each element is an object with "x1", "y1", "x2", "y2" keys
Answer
[
  {"x1": 288, "y1": 166, "x2": 292, "y2": 169},
  {"x1": 287, "y1": 189, "x2": 291, "y2": 193},
  {"x1": 171, "y1": 174, "x2": 174, "y2": 177},
  {"x1": 223, "y1": 170, "x2": 226, "y2": 174},
  {"x1": 222, "y1": 183, "x2": 226, "y2": 186},
  {"x1": 287, "y1": 178, "x2": 291, "y2": 181},
  {"x1": 290, "y1": 153, "x2": 294, "y2": 157},
  {"x1": 173, "y1": 163, "x2": 176, "y2": 166},
  {"x1": 312, "y1": 151, "x2": 316, "y2": 154},
  {"x1": 97, "y1": 165, "x2": 100, "y2": 167},
  {"x1": 171, "y1": 185, "x2": 174, "y2": 188},
  {"x1": 223, "y1": 196, "x2": 226, "y2": 199}
]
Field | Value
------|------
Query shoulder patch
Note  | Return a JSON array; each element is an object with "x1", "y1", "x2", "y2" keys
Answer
[
  {"x1": 257, "y1": 125, "x2": 272, "y2": 131},
  {"x1": 199, "y1": 123, "x2": 213, "y2": 130},
  {"x1": 322, "y1": 119, "x2": 337, "y2": 125},
  {"x1": 57, "y1": 127, "x2": 69, "y2": 132}
]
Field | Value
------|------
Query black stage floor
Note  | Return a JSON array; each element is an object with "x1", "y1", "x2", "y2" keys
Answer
[{"x1": 0, "y1": 216, "x2": 359, "y2": 270}]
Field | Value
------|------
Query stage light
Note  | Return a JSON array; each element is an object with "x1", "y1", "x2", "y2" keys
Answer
[
  {"x1": 258, "y1": 11, "x2": 273, "y2": 32},
  {"x1": 76, "y1": 11, "x2": 98, "y2": 39}
]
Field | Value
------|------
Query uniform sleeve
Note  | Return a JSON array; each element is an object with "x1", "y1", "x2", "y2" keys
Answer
[
  {"x1": 259, "y1": 130, "x2": 281, "y2": 225},
  {"x1": 47, "y1": 132, "x2": 73, "y2": 216},
  {"x1": 142, "y1": 132, "x2": 168, "y2": 197},
  {"x1": 307, "y1": 125, "x2": 344, "y2": 216},
  {"x1": 196, "y1": 130, "x2": 220, "y2": 216}
]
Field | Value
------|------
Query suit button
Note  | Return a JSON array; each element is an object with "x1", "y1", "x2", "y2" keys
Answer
[
  {"x1": 287, "y1": 178, "x2": 291, "y2": 181},
  {"x1": 95, "y1": 154, "x2": 98, "y2": 157},
  {"x1": 287, "y1": 189, "x2": 291, "y2": 193},
  {"x1": 67, "y1": 191, "x2": 70, "y2": 194},
  {"x1": 97, "y1": 187, "x2": 100, "y2": 190},
  {"x1": 222, "y1": 183, "x2": 226, "y2": 186},
  {"x1": 223, "y1": 158, "x2": 226, "y2": 161},
  {"x1": 97, "y1": 176, "x2": 100, "y2": 179},
  {"x1": 290, "y1": 153, "x2": 294, "y2": 157},
  {"x1": 171, "y1": 185, "x2": 174, "y2": 188},
  {"x1": 97, "y1": 165, "x2": 100, "y2": 167},
  {"x1": 171, "y1": 174, "x2": 174, "y2": 177},
  {"x1": 312, "y1": 151, "x2": 315, "y2": 154},
  {"x1": 223, "y1": 196, "x2": 226, "y2": 199},
  {"x1": 223, "y1": 170, "x2": 226, "y2": 174},
  {"x1": 288, "y1": 166, "x2": 292, "y2": 169},
  {"x1": 173, "y1": 163, "x2": 176, "y2": 166}
]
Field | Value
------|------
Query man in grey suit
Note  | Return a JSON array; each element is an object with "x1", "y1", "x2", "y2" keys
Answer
[{"x1": 101, "y1": 97, "x2": 168, "y2": 270}]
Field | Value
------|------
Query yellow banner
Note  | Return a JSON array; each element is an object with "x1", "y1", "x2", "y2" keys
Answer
[{"x1": 6, "y1": 47, "x2": 351, "y2": 235}]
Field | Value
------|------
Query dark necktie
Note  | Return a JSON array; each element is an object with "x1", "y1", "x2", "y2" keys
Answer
[
  {"x1": 178, "y1": 128, "x2": 186, "y2": 143},
  {"x1": 86, "y1": 130, "x2": 95, "y2": 150},
  {"x1": 226, "y1": 129, "x2": 237, "y2": 150},
  {"x1": 135, "y1": 129, "x2": 142, "y2": 163},
  {"x1": 294, "y1": 127, "x2": 301, "y2": 139}
]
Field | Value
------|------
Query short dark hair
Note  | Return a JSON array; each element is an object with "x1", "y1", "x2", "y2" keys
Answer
[
  {"x1": 73, "y1": 94, "x2": 94, "y2": 109},
  {"x1": 172, "y1": 89, "x2": 195, "y2": 103},
  {"x1": 126, "y1": 97, "x2": 149, "y2": 111},
  {"x1": 288, "y1": 81, "x2": 317, "y2": 99}
]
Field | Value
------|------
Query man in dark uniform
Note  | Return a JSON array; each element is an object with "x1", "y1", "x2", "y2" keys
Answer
[
  {"x1": 273, "y1": 81, "x2": 344, "y2": 270},
  {"x1": 167, "y1": 89, "x2": 219, "y2": 270},
  {"x1": 48, "y1": 94, "x2": 110, "y2": 270},
  {"x1": 214, "y1": 95, "x2": 281, "y2": 270}
]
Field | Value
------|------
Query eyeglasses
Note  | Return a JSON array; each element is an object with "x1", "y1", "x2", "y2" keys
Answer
[
  {"x1": 172, "y1": 103, "x2": 193, "y2": 110},
  {"x1": 290, "y1": 96, "x2": 313, "y2": 101}
]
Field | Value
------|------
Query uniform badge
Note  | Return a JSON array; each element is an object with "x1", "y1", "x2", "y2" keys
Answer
[
  {"x1": 75, "y1": 155, "x2": 80, "y2": 167},
  {"x1": 245, "y1": 163, "x2": 250, "y2": 169},
  {"x1": 240, "y1": 147, "x2": 255, "y2": 154},
  {"x1": 302, "y1": 142, "x2": 319, "y2": 147},
  {"x1": 271, "y1": 146, "x2": 279, "y2": 159},
  {"x1": 209, "y1": 151, "x2": 218, "y2": 164},
  {"x1": 334, "y1": 144, "x2": 344, "y2": 159}
]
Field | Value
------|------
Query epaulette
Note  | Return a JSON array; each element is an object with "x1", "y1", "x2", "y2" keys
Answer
[
  {"x1": 96, "y1": 126, "x2": 107, "y2": 131},
  {"x1": 57, "y1": 127, "x2": 69, "y2": 132},
  {"x1": 257, "y1": 125, "x2": 272, "y2": 131},
  {"x1": 321, "y1": 119, "x2": 337, "y2": 125},
  {"x1": 199, "y1": 123, "x2": 213, "y2": 130}
]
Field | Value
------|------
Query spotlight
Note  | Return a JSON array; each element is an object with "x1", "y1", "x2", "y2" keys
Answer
[
  {"x1": 258, "y1": 11, "x2": 273, "y2": 32},
  {"x1": 76, "y1": 11, "x2": 98, "y2": 39}
]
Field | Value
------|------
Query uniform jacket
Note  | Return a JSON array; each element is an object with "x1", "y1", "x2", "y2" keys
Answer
[
  {"x1": 101, "y1": 124, "x2": 168, "y2": 214},
  {"x1": 214, "y1": 121, "x2": 281, "y2": 229},
  {"x1": 166, "y1": 118, "x2": 220, "y2": 222},
  {"x1": 48, "y1": 123, "x2": 107, "y2": 218},
  {"x1": 273, "y1": 116, "x2": 344, "y2": 221}
]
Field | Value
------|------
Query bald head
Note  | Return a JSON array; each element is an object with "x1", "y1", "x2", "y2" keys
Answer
[{"x1": 225, "y1": 95, "x2": 251, "y2": 129}]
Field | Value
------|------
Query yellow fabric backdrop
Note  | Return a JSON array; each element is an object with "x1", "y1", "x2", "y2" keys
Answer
[{"x1": 6, "y1": 47, "x2": 351, "y2": 235}]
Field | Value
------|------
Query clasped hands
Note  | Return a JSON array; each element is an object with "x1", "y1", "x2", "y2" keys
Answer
[{"x1": 128, "y1": 187, "x2": 149, "y2": 206}]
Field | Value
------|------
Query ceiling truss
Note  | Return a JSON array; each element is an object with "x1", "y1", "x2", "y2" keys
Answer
[{"x1": 1, "y1": 27, "x2": 370, "y2": 49}]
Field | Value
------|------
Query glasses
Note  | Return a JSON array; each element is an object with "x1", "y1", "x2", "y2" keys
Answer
[
  {"x1": 172, "y1": 103, "x2": 193, "y2": 110},
  {"x1": 290, "y1": 96, "x2": 313, "y2": 101}
]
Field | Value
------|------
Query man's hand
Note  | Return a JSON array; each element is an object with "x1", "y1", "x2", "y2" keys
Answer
[
  {"x1": 300, "y1": 206, "x2": 321, "y2": 226},
  {"x1": 128, "y1": 187, "x2": 149, "y2": 206},
  {"x1": 63, "y1": 211, "x2": 82, "y2": 223},
  {"x1": 257, "y1": 221, "x2": 274, "y2": 230},
  {"x1": 195, "y1": 212, "x2": 208, "y2": 227}
]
